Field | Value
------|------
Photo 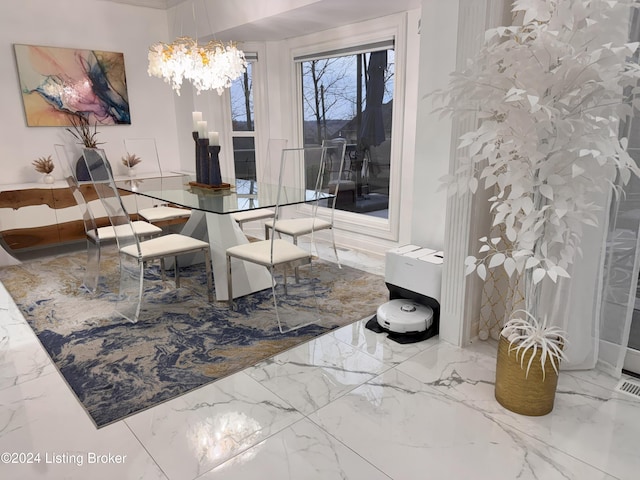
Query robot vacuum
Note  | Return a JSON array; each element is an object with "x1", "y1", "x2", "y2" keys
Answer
[{"x1": 376, "y1": 299, "x2": 433, "y2": 334}]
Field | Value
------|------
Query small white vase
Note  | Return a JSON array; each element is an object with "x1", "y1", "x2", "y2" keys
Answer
[
  {"x1": 128, "y1": 168, "x2": 136, "y2": 177},
  {"x1": 43, "y1": 174, "x2": 55, "y2": 184}
]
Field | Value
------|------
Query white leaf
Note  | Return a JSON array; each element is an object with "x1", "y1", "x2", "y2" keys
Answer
[
  {"x1": 532, "y1": 268, "x2": 546, "y2": 284},
  {"x1": 503, "y1": 257, "x2": 516, "y2": 277},
  {"x1": 465, "y1": 263, "x2": 476, "y2": 276},
  {"x1": 479, "y1": 245, "x2": 491, "y2": 253},
  {"x1": 620, "y1": 137, "x2": 629, "y2": 150},
  {"x1": 489, "y1": 253, "x2": 506, "y2": 269},
  {"x1": 491, "y1": 237, "x2": 501, "y2": 245},
  {"x1": 477, "y1": 264, "x2": 487, "y2": 281},
  {"x1": 553, "y1": 266, "x2": 571, "y2": 278},
  {"x1": 525, "y1": 257, "x2": 540, "y2": 269},
  {"x1": 458, "y1": 137, "x2": 473, "y2": 149},
  {"x1": 572, "y1": 164, "x2": 585, "y2": 178},
  {"x1": 469, "y1": 177, "x2": 478, "y2": 193},
  {"x1": 540, "y1": 184, "x2": 553, "y2": 200},
  {"x1": 464, "y1": 256, "x2": 476, "y2": 266}
]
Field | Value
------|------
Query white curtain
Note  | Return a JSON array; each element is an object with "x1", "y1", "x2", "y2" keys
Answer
[
  {"x1": 598, "y1": 179, "x2": 640, "y2": 377},
  {"x1": 596, "y1": 6, "x2": 640, "y2": 378}
]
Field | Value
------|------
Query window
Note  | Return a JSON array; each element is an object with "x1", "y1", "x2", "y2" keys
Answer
[
  {"x1": 298, "y1": 45, "x2": 394, "y2": 219},
  {"x1": 230, "y1": 60, "x2": 256, "y2": 180}
]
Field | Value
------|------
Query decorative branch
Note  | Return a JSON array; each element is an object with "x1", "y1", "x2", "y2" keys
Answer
[
  {"x1": 32, "y1": 155, "x2": 54, "y2": 174},
  {"x1": 121, "y1": 153, "x2": 142, "y2": 168},
  {"x1": 65, "y1": 113, "x2": 103, "y2": 148}
]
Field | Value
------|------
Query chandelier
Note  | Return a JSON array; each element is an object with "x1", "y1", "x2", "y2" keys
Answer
[{"x1": 148, "y1": 36, "x2": 247, "y2": 96}]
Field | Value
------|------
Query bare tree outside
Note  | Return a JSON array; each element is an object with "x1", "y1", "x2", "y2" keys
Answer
[
  {"x1": 302, "y1": 57, "x2": 353, "y2": 144},
  {"x1": 230, "y1": 62, "x2": 256, "y2": 179},
  {"x1": 300, "y1": 49, "x2": 394, "y2": 218},
  {"x1": 231, "y1": 63, "x2": 253, "y2": 132}
]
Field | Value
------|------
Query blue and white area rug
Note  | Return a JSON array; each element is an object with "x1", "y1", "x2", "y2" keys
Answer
[{"x1": 0, "y1": 250, "x2": 387, "y2": 427}]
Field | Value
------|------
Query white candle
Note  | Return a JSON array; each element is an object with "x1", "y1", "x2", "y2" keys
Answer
[
  {"x1": 192, "y1": 111, "x2": 202, "y2": 132},
  {"x1": 197, "y1": 120, "x2": 207, "y2": 139},
  {"x1": 208, "y1": 131, "x2": 219, "y2": 146}
]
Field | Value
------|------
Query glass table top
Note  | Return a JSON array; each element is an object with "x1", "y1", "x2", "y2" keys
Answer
[{"x1": 116, "y1": 174, "x2": 327, "y2": 215}]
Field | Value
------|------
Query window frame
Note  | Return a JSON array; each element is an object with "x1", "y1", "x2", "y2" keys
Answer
[{"x1": 288, "y1": 15, "x2": 408, "y2": 242}]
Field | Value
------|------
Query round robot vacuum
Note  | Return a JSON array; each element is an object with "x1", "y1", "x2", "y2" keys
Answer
[{"x1": 376, "y1": 299, "x2": 433, "y2": 334}]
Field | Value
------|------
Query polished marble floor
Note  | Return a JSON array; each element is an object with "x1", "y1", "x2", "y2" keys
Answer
[{"x1": 1, "y1": 243, "x2": 639, "y2": 479}]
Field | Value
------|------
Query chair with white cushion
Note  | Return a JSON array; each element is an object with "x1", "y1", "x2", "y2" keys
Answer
[
  {"x1": 264, "y1": 138, "x2": 348, "y2": 267},
  {"x1": 231, "y1": 139, "x2": 287, "y2": 233},
  {"x1": 123, "y1": 138, "x2": 191, "y2": 228},
  {"x1": 226, "y1": 145, "x2": 330, "y2": 333},
  {"x1": 55, "y1": 144, "x2": 163, "y2": 294},
  {"x1": 82, "y1": 148, "x2": 213, "y2": 322}
]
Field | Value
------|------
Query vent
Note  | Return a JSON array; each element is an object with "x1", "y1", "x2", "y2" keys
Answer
[{"x1": 616, "y1": 378, "x2": 640, "y2": 399}]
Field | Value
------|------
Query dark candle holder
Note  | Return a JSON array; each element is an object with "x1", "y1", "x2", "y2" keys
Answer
[
  {"x1": 207, "y1": 145, "x2": 222, "y2": 186},
  {"x1": 192, "y1": 131, "x2": 200, "y2": 182},
  {"x1": 196, "y1": 138, "x2": 210, "y2": 184}
]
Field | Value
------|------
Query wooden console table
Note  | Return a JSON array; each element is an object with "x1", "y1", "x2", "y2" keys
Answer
[{"x1": 0, "y1": 179, "x2": 187, "y2": 253}]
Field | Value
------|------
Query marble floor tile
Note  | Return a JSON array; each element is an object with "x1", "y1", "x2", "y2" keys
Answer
[
  {"x1": 244, "y1": 332, "x2": 389, "y2": 415},
  {"x1": 395, "y1": 338, "x2": 499, "y2": 402},
  {"x1": 200, "y1": 418, "x2": 390, "y2": 480},
  {"x1": 0, "y1": 372, "x2": 167, "y2": 480},
  {"x1": 330, "y1": 317, "x2": 439, "y2": 366},
  {"x1": 309, "y1": 368, "x2": 617, "y2": 480},
  {"x1": 124, "y1": 372, "x2": 303, "y2": 480},
  {"x1": 0, "y1": 296, "x2": 55, "y2": 391},
  {"x1": 396, "y1": 339, "x2": 640, "y2": 480},
  {"x1": 3, "y1": 244, "x2": 639, "y2": 480}
]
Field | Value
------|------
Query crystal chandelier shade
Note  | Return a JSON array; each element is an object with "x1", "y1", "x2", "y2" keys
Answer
[{"x1": 148, "y1": 36, "x2": 247, "y2": 96}]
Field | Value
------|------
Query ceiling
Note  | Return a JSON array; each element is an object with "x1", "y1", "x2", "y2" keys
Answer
[
  {"x1": 100, "y1": 0, "x2": 184, "y2": 8},
  {"x1": 98, "y1": 0, "x2": 422, "y2": 41}
]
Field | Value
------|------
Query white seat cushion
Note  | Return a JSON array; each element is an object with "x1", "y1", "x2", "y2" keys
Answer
[
  {"x1": 231, "y1": 208, "x2": 275, "y2": 223},
  {"x1": 120, "y1": 234, "x2": 209, "y2": 260},
  {"x1": 264, "y1": 218, "x2": 332, "y2": 237},
  {"x1": 139, "y1": 206, "x2": 191, "y2": 223},
  {"x1": 227, "y1": 239, "x2": 310, "y2": 266},
  {"x1": 87, "y1": 220, "x2": 162, "y2": 242}
]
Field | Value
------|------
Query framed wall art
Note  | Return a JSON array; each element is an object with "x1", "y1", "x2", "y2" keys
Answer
[{"x1": 14, "y1": 44, "x2": 131, "y2": 127}]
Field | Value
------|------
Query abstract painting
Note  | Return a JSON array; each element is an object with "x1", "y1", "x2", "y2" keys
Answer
[{"x1": 14, "y1": 44, "x2": 131, "y2": 127}]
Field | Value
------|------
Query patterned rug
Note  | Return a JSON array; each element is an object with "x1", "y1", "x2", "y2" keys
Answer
[{"x1": 0, "y1": 250, "x2": 387, "y2": 427}]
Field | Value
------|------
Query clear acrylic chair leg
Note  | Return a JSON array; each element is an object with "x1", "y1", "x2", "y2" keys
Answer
[
  {"x1": 82, "y1": 238, "x2": 101, "y2": 294},
  {"x1": 271, "y1": 261, "x2": 319, "y2": 334},
  {"x1": 114, "y1": 254, "x2": 145, "y2": 323},
  {"x1": 329, "y1": 228, "x2": 341, "y2": 268}
]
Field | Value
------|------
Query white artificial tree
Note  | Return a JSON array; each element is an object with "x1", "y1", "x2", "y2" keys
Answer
[{"x1": 434, "y1": 0, "x2": 640, "y2": 365}]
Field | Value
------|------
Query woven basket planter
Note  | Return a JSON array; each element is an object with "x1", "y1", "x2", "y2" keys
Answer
[{"x1": 494, "y1": 334, "x2": 561, "y2": 416}]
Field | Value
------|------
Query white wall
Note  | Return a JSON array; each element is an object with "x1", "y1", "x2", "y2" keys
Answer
[
  {"x1": 0, "y1": 0, "x2": 181, "y2": 184},
  {"x1": 411, "y1": 1, "x2": 460, "y2": 252}
]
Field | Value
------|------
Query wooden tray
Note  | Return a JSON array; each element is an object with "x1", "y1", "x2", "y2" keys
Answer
[{"x1": 188, "y1": 181, "x2": 232, "y2": 191}]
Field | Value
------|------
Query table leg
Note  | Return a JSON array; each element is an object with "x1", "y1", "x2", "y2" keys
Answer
[{"x1": 177, "y1": 210, "x2": 272, "y2": 301}]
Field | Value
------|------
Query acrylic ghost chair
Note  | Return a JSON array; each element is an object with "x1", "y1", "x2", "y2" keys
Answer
[
  {"x1": 82, "y1": 148, "x2": 213, "y2": 322},
  {"x1": 226, "y1": 145, "x2": 332, "y2": 333},
  {"x1": 264, "y1": 138, "x2": 348, "y2": 267},
  {"x1": 123, "y1": 138, "x2": 192, "y2": 228},
  {"x1": 231, "y1": 138, "x2": 288, "y2": 232},
  {"x1": 55, "y1": 144, "x2": 163, "y2": 294}
]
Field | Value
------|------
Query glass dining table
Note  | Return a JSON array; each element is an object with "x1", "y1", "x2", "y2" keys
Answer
[{"x1": 116, "y1": 174, "x2": 326, "y2": 301}]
